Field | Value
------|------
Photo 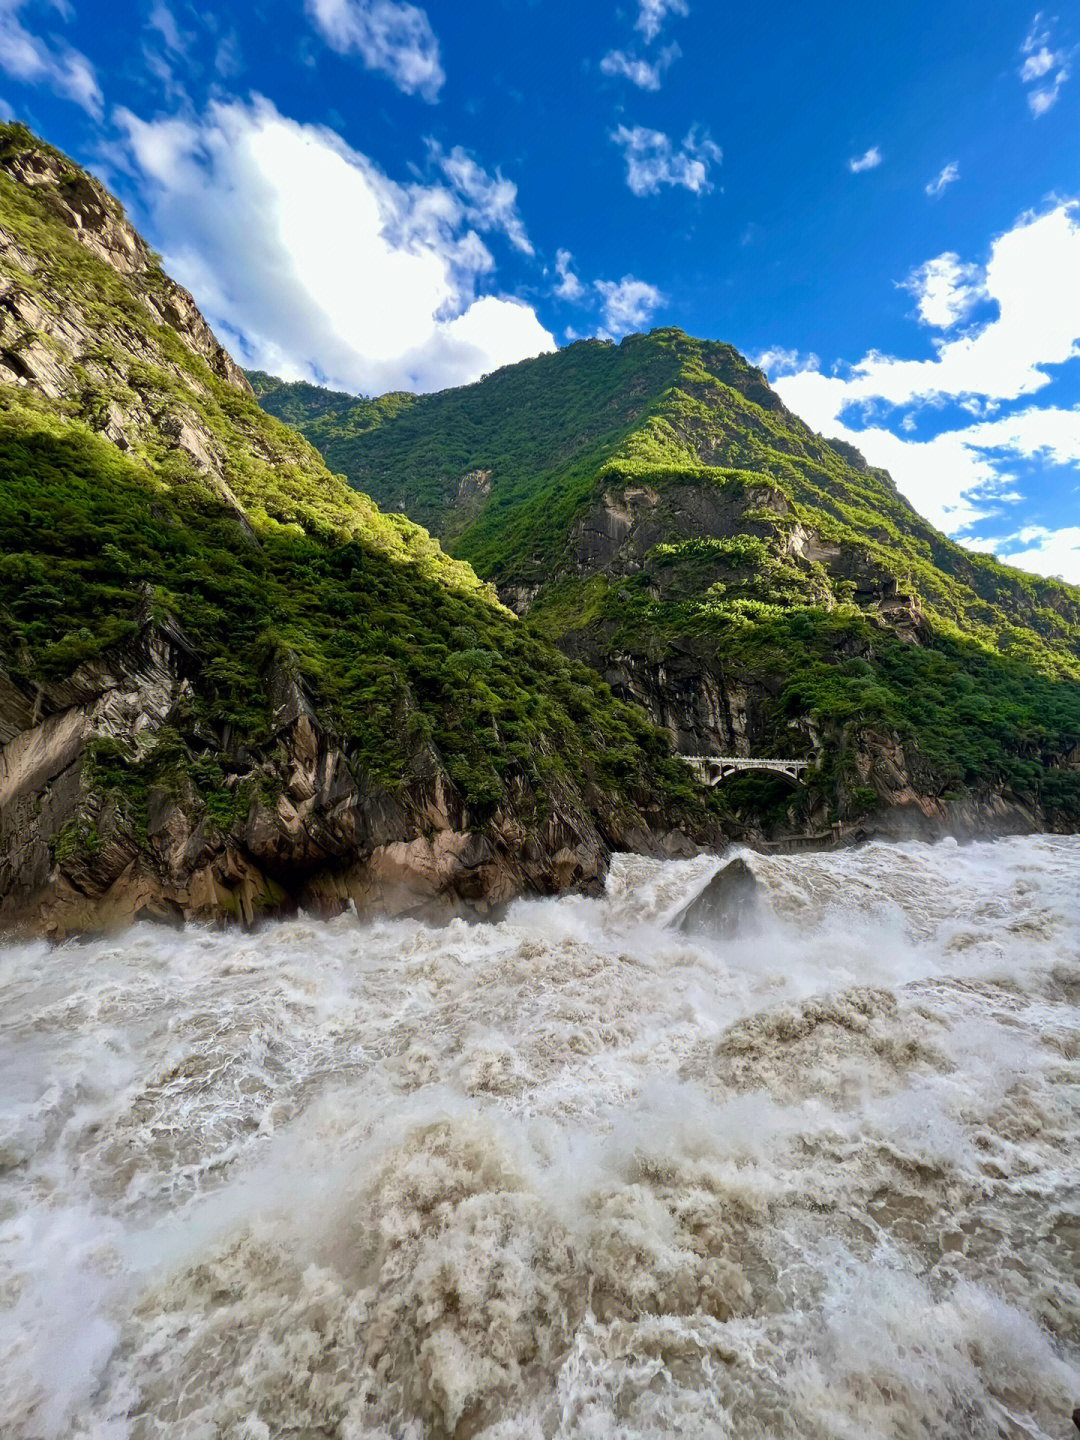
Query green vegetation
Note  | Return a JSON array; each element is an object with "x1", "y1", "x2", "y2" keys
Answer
[
  {"x1": 0, "y1": 390, "x2": 697, "y2": 809},
  {"x1": 0, "y1": 123, "x2": 704, "y2": 831},
  {"x1": 251, "y1": 336, "x2": 688, "y2": 561},
  {"x1": 254, "y1": 329, "x2": 1080, "y2": 824}
]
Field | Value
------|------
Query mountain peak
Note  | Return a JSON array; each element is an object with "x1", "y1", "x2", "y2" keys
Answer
[
  {"x1": 252, "y1": 332, "x2": 1080, "y2": 836},
  {"x1": 0, "y1": 121, "x2": 249, "y2": 394}
]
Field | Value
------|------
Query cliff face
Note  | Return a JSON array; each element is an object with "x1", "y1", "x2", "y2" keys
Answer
[
  {"x1": 1, "y1": 132, "x2": 248, "y2": 400},
  {"x1": 539, "y1": 470, "x2": 1065, "y2": 839},
  {"x1": 0, "y1": 125, "x2": 717, "y2": 937},
  {"x1": 0, "y1": 612, "x2": 692, "y2": 935},
  {"x1": 253, "y1": 332, "x2": 1080, "y2": 838}
]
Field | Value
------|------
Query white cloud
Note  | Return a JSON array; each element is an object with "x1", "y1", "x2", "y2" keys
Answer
[
  {"x1": 780, "y1": 205, "x2": 1080, "y2": 417},
  {"x1": 751, "y1": 346, "x2": 819, "y2": 378},
  {"x1": 635, "y1": 0, "x2": 688, "y2": 44},
  {"x1": 847, "y1": 146, "x2": 882, "y2": 173},
  {"x1": 115, "y1": 96, "x2": 555, "y2": 395},
  {"x1": 961, "y1": 403, "x2": 1080, "y2": 472},
  {"x1": 901, "y1": 252, "x2": 987, "y2": 328},
  {"x1": 771, "y1": 204, "x2": 1080, "y2": 538},
  {"x1": 140, "y1": 0, "x2": 197, "y2": 103},
  {"x1": 1019, "y1": 12, "x2": 1073, "y2": 115},
  {"x1": 594, "y1": 275, "x2": 664, "y2": 334},
  {"x1": 992, "y1": 524, "x2": 1080, "y2": 585},
  {"x1": 1020, "y1": 48, "x2": 1056, "y2": 80},
  {"x1": 600, "y1": 43, "x2": 679, "y2": 90},
  {"x1": 305, "y1": 0, "x2": 444, "y2": 101},
  {"x1": 429, "y1": 143, "x2": 532, "y2": 254},
  {"x1": 1028, "y1": 87, "x2": 1060, "y2": 116},
  {"x1": 554, "y1": 248, "x2": 585, "y2": 301},
  {"x1": 213, "y1": 30, "x2": 242, "y2": 79},
  {"x1": 147, "y1": 1, "x2": 185, "y2": 54},
  {"x1": 764, "y1": 400, "x2": 1080, "y2": 537},
  {"x1": 0, "y1": 0, "x2": 102, "y2": 116},
  {"x1": 925, "y1": 161, "x2": 959, "y2": 198},
  {"x1": 611, "y1": 124, "x2": 721, "y2": 196}
]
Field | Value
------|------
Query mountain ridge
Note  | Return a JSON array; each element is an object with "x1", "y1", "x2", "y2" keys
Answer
[
  {"x1": 251, "y1": 330, "x2": 1080, "y2": 836},
  {"x1": 0, "y1": 122, "x2": 718, "y2": 937}
]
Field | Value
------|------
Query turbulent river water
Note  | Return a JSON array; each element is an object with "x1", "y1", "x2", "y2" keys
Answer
[{"x1": 2, "y1": 836, "x2": 1079, "y2": 1440}]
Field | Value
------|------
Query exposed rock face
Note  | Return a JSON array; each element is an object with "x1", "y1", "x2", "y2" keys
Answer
[
  {"x1": 0, "y1": 128, "x2": 250, "y2": 516},
  {"x1": 673, "y1": 856, "x2": 761, "y2": 938},
  {"x1": 0, "y1": 609, "x2": 633, "y2": 938},
  {"x1": 561, "y1": 636, "x2": 772, "y2": 758},
  {"x1": 540, "y1": 473, "x2": 1066, "y2": 839},
  {"x1": 1, "y1": 135, "x2": 248, "y2": 389}
]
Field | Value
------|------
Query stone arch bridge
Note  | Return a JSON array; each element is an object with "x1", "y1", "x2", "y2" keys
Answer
[{"x1": 682, "y1": 754, "x2": 810, "y2": 788}]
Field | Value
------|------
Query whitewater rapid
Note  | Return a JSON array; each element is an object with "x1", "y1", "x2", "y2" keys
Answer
[{"x1": 2, "y1": 836, "x2": 1078, "y2": 1439}]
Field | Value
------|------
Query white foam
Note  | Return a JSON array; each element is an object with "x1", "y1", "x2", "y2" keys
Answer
[{"x1": 1, "y1": 835, "x2": 1077, "y2": 1437}]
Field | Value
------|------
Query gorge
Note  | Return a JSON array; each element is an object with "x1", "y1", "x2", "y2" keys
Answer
[{"x1": 1, "y1": 117, "x2": 1079, "y2": 1440}]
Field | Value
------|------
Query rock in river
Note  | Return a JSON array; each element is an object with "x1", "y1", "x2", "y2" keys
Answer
[{"x1": 672, "y1": 855, "x2": 761, "y2": 938}]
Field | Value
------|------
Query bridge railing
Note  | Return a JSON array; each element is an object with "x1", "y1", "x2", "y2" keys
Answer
[{"x1": 681, "y1": 755, "x2": 809, "y2": 769}]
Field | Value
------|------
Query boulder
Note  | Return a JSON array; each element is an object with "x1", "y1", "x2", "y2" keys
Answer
[{"x1": 673, "y1": 856, "x2": 761, "y2": 938}]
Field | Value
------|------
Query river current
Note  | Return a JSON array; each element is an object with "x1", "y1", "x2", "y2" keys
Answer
[{"x1": 2, "y1": 836, "x2": 1078, "y2": 1439}]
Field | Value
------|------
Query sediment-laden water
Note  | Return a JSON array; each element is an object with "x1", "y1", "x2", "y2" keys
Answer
[{"x1": 2, "y1": 835, "x2": 1078, "y2": 1439}]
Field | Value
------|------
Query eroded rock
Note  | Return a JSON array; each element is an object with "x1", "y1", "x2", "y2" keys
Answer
[
  {"x1": 673, "y1": 856, "x2": 761, "y2": 938},
  {"x1": 0, "y1": 617, "x2": 620, "y2": 939}
]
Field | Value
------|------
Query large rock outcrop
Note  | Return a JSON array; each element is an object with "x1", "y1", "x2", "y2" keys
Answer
[
  {"x1": 0, "y1": 614, "x2": 619, "y2": 937},
  {"x1": 673, "y1": 856, "x2": 762, "y2": 938}
]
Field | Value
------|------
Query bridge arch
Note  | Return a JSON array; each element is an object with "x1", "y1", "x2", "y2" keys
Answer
[{"x1": 681, "y1": 755, "x2": 810, "y2": 789}]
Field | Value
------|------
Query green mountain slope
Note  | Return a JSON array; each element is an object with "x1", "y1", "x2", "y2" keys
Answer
[
  {"x1": 0, "y1": 125, "x2": 713, "y2": 935},
  {"x1": 252, "y1": 330, "x2": 1080, "y2": 833}
]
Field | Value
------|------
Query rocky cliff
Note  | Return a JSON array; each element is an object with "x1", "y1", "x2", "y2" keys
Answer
[
  {"x1": 0, "y1": 125, "x2": 717, "y2": 937},
  {"x1": 253, "y1": 333, "x2": 1080, "y2": 839}
]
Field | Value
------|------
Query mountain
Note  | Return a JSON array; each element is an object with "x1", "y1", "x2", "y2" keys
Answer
[
  {"x1": 251, "y1": 331, "x2": 1080, "y2": 837},
  {"x1": 0, "y1": 124, "x2": 718, "y2": 938}
]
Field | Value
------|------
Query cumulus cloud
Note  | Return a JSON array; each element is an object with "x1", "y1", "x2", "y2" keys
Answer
[
  {"x1": 0, "y1": 0, "x2": 102, "y2": 116},
  {"x1": 770, "y1": 204, "x2": 1080, "y2": 536},
  {"x1": 925, "y1": 161, "x2": 959, "y2": 198},
  {"x1": 901, "y1": 252, "x2": 987, "y2": 328},
  {"x1": 429, "y1": 142, "x2": 533, "y2": 254},
  {"x1": 594, "y1": 275, "x2": 664, "y2": 334},
  {"x1": 993, "y1": 524, "x2": 1080, "y2": 584},
  {"x1": 611, "y1": 124, "x2": 721, "y2": 196},
  {"x1": 780, "y1": 205, "x2": 1080, "y2": 416},
  {"x1": 847, "y1": 145, "x2": 882, "y2": 173},
  {"x1": 305, "y1": 0, "x2": 444, "y2": 101},
  {"x1": 635, "y1": 0, "x2": 688, "y2": 44},
  {"x1": 1019, "y1": 12, "x2": 1072, "y2": 115},
  {"x1": 553, "y1": 248, "x2": 585, "y2": 301},
  {"x1": 751, "y1": 346, "x2": 820, "y2": 379},
  {"x1": 600, "y1": 43, "x2": 679, "y2": 90},
  {"x1": 114, "y1": 96, "x2": 554, "y2": 394}
]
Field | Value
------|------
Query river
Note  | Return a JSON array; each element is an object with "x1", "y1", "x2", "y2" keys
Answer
[{"x1": 2, "y1": 835, "x2": 1078, "y2": 1438}]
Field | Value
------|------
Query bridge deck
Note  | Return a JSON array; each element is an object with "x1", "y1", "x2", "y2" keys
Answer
[
  {"x1": 681, "y1": 755, "x2": 809, "y2": 769},
  {"x1": 681, "y1": 754, "x2": 811, "y2": 786}
]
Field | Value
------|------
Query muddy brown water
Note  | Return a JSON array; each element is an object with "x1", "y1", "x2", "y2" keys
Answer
[{"x1": 2, "y1": 836, "x2": 1078, "y2": 1438}]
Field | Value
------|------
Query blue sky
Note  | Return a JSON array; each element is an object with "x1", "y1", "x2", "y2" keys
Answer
[{"x1": 1, "y1": 0, "x2": 1078, "y2": 580}]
